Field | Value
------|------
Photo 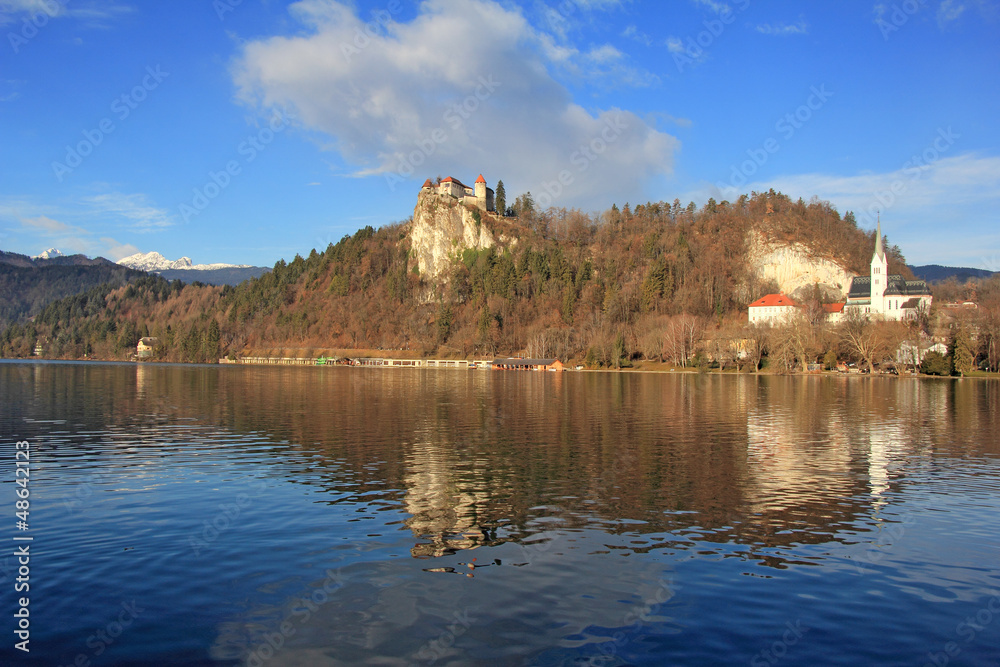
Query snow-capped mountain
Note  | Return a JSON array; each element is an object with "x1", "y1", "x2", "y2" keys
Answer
[
  {"x1": 117, "y1": 251, "x2": 252, "y2": 272},
  {"x1": 33, "y1": 248, "x2": 65, "y2": 260}
]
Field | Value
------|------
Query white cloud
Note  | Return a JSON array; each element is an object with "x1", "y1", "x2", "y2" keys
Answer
[
  {"x1": 232, "y1": 0, "x2": 678, "y2": 209},
  {"x1": 937, "y1": 0, "x2": 966, "y2": 25},
  {"x1": 86, "y1": 192, "x2": 173, "y2": 230},
  {"x1": 0, "y1": 0, "x2": 132, "y2": 27},
  {"x1": 622, "y1": 24, "x2": 652, "y2": 46},
  {"x1": 20, "y1": 215, "x2": 82, "y2": 234},
  {"x1": 690, "y1": 153, "x2": 1000, "y2": 264},
  {"x1": 756, "y1": 18, "x2": 809, "y2": 36},
  {"x1": 693, "y1": 0, "x2": 731, "y2": 15},
  {"x1": 665, "y1": 37, "x2": 685, "y2": 53},
  {"x1": 99, "y1": 237, "x2": 140, "y2": 260}
]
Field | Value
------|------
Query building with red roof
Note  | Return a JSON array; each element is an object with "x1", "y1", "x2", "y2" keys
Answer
[
  {"x1": 422, "y1": 175, "x2": 495, "y2": 212},
  {"x1": 823, "y1": 302, "x2": 846, "y2": 324},
  {"x1": 748, "y1": 294, "x2": 800, "y2": 325}
]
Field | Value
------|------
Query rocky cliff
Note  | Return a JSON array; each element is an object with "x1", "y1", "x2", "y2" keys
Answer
[
  {"x1": 747, "y1": 231, "x2": 856, "y2": 302},
  {"x1": 409, "y1": 191, "x2": 504, "y2": 282}
]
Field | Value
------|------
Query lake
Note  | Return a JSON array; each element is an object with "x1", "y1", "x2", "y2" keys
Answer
[{"x1": 1, "y1": 361, "x2": 999, "y2": 666}]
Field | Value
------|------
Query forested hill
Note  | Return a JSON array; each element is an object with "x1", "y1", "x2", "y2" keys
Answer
[
  {"x1": 0, "y1": 190, "x2": 908, "y2": 363},
  {"x1": 0, "y1": 251, "x2": 146, "y2": 329}
]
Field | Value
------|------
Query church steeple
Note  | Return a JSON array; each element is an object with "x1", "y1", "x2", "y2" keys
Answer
[
  {"x1": 874, "y1": 213, "x2": 885, "y2": 262},
  {"x1": 870, "y1": 212, "x2": 888, "y2": 315}
]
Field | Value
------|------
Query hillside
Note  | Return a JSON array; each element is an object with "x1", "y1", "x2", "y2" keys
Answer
[
  {"x1": 0, "y1": 251, "x2": 147, "y2": 328},
  {"x1": 0, "y1": 190, "x2": 908, "y2": 363}
]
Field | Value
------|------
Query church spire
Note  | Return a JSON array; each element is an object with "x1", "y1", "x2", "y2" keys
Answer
[{"x1": 874, "y1": 212, "x2": 885, "y2": 262}]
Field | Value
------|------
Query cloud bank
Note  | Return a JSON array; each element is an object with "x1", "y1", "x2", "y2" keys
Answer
[{"x1": 232, "y1": 0, "x2": 678, "y2": 210}]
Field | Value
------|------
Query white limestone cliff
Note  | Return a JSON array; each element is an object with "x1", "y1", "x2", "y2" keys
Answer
[
  {"x1": 746, "y1": 230, "x2": 855, "y2": 301},
  {"x1": 408, "y1": 191, "x2": 502, "y2": 282}
]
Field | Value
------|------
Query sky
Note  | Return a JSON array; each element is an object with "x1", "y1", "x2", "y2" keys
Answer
[{"x1": 1, "y1": 0, "x2": 998, "y2": 270}]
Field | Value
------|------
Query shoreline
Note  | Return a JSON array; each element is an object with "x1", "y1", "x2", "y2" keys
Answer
[{"x1": 3, "y1": 356, "x2": 996, "y2": 379}]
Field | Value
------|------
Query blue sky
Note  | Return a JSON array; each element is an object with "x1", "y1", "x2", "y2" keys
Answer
[{"x1": 1, "y1": 0, "x2": 998, "y2": 269}]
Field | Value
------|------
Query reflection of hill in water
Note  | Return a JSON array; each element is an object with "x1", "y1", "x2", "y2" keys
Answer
[{"x1": 8, "y1": 363, "x2": 1000, "y2": 563}]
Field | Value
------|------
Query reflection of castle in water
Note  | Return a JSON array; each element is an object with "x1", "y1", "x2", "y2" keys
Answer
[{"x1": 403, "y1": 438, "x2": 496, "y2": 557}]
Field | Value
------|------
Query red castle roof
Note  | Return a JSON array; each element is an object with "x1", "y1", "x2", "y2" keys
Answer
[
  {"x1": 422, "y1": 179, "x2": 432, "y2": 188},
  {"x1": 475, "y1": 174, "x2": 486, "y2": 183}
]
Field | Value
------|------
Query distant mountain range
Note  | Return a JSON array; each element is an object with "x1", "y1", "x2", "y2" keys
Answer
[
  {"x1": 908, "y1": 264, "x2": 998, "y2": 283},
  {"x1": 2, "y1": 249, "x2": 118, "y2": 269},
  {"x1": 116, "y1": 251, "x2": 270, "y2": 286},
  {"x1": 0, "y1": 250, "x2": 144, "y2": 328}
]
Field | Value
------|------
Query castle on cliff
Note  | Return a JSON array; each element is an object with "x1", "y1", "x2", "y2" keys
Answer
[{"x1": 421, "y1": 174, "x2": 495, "y2": 213}]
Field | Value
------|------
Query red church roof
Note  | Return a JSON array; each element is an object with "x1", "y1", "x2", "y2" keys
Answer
[
  {"x1": 749, "y1": 294, "x2": 799, "y2": 308},
  {"x1": 475, "y1": 174, "x2": 486, "y2": 183}
]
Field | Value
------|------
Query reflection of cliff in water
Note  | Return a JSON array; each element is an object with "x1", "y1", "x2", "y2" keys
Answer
[{"x1": 5, "y1": 363, "x2": 1000, "y2": 563}]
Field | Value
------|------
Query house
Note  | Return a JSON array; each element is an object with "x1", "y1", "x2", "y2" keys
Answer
[
  {"x1": 137, "y1": 337, "x2": 159, "y2": 358},
  {"x1": 897, "y1": 340, "x2": 948, "y2": 367},
  {"x1": 748, "y1": 294, "x2": 800, "y2": 325},
  {"x1": 421, "y1": 174, "x2": 495, "y2": 212},
  {"x1": 845, "y1": 219, "x2": 932, "y2": 320},
  {"x1": 491, "y1": 358, "x2": 564, "y2": 371},
  {"x1": 823, "y1": 302, "x2": 846, "y2": 324}
]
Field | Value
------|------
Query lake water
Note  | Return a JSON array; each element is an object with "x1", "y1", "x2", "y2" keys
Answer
[{"x1": 2, "y1": 361, "x2": 999, "y2": 666}]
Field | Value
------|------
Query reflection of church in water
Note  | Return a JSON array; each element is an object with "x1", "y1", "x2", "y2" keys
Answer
[{"x1": 743, "y1": 379, "x2": 928, "y2": 532}]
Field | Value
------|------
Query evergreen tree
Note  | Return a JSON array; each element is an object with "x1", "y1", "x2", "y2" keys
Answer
[
  {"x1": 951, "y1": 325, "x2": 976, "y2": 376},
  {"x1": 495, "y1": 180, "x2": 506, "y2": 216},
  {"x1": 206, "y1": 319, "x2": 221, "y2": 361}
]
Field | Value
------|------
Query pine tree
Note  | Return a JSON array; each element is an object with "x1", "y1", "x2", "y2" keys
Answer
[
  {"x1": 952, "y1": 325, "x2": 975, "y2": 376},
  {"x1": 495, "y1": 180, "x2": 506, "y2": 216}
]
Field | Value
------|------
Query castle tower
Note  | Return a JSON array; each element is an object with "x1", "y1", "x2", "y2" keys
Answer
[
  {"x1": 474, "y1": 174, "x2": 487, "y2": 210},
  {"x1": 473, "y1": 174, "x2": 495, "y2": 212},
  {"x1": 870, "y1": 215, "x2": 888, "y2": 315}
]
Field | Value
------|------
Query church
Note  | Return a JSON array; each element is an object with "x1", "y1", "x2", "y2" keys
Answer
[{"x1": 844, "y1": 220, "x2": 932, "y2": 320}]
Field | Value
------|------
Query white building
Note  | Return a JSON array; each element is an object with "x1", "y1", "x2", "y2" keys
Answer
[
  {"x1": 845, "y1": 219, "x2": 932, "y2": 320},
  {"x1": 748, "y1": 293, "x2": 800, "y2": 325}
]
